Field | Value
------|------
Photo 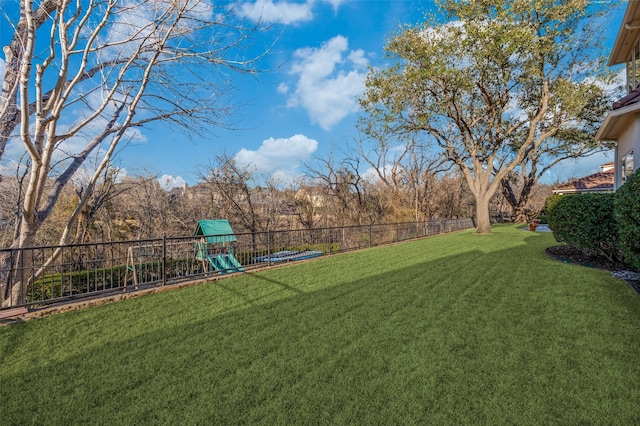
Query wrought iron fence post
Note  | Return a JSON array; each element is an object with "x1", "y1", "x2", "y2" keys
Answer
[
  {"x1": 6, "y1": 248, "x2": 17, "y2": 307},
  {"x1": 369, "y1": 224, "x2": 372, "y2": 248},
  {"x1": 267, "y1": 229, "x2": 271, "y2": 267},
  {"x1": 162, "y1": 233, "x2": 167, "y2": 286}
]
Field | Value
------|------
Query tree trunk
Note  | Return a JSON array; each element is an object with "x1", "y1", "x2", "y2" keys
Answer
[
  {"x1": 501, "y1": 176, "x2": 535, "y2": 223},
  {"x1": 512, "y1": 204, "x2": 528, "y2": 224},
  {"x1": 462, "y1": 166, "x2": 497, "y2": 234},
  {"x1": 2, "y1": 219, "x2": 37, "y2": 307},
  {"x1": 474, "y1": 194, "x2": 492, "y2": 234}
]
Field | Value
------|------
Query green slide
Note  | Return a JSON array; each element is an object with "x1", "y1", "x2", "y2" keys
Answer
[{"x1": 208, "y1": 253, "x2": 244, "y2": 274}]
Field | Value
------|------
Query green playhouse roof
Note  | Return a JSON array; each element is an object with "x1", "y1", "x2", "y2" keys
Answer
[{"x1": 193, "y1": 219, "x2": 237, "y2": 243}]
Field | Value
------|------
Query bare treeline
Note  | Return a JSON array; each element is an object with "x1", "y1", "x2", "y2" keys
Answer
[{"x1": 0, "y1": 153, "x2": 552, "y2": 247}]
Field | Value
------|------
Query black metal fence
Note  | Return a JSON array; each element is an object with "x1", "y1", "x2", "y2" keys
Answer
[{"x1": 0, "y1": 218, "x2": 474, "y2": 310}]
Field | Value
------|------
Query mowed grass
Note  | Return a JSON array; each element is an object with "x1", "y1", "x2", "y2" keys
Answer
[{"x1": 1, "y1": 225, "x2": 639, "y2": 424}]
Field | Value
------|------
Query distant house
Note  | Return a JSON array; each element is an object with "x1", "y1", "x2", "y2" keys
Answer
[
  {"x1": 552, "y1": 163, "x2": 614, "y2": 195},
  {"x1": 596, "y1": 1, "x2": 639, "y2": 189}
]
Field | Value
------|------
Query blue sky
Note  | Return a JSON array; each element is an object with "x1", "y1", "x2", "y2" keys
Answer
[
  {"x1": 0, "y1": 0, "x2": 627, "y2": 189},
  {"x1": 128, "y1": 0, "x2": 438, "y2": 189}
]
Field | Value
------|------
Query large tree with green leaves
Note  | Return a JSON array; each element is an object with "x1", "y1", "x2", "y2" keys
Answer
[{"x1": 359, "y1": 0, "x2": 610, "y2": 233}]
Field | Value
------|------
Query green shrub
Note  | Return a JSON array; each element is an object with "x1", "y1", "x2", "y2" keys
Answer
[
  {"x1": 547, "y1": 193, "x2": 620, "y2": 261},
  {"x1": 544, "y1": 194, "x2": 568, "y2": 234},
  {"x1": 536, "y1": 214, "x2": 549, "y2": 224},
  {"x1": 615, "y1": 169, "x2": 640, "y2": 270},
  {"x1": 543, "y1": 194, "x2": 564, "y2": 218}
]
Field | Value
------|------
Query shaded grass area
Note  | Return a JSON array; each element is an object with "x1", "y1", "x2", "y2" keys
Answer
[{"x1": 1, "y1": 225, "x2": 639, "y2": 424}]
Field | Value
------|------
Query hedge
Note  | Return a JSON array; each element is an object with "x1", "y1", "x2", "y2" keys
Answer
[
  {"x1": 615, "y1": 169, "x2": 640, "y2": 270},
  {"x1": 543, "y1": 194, "x2": 564, "y2": 217},
  {"x1": 546, "y1": 193, "x2": 620, "y2": 261}
]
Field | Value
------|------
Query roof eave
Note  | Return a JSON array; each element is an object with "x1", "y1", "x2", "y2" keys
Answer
[
  {"x1": 552, "y1": 188, "x2": 614, "y2": 195},
  {"x1": 597, "y1": 101, "x2": 640, "y2": 142},
  {"x1": 609, "y1": 2, "x2": 640, "y2": 66}
]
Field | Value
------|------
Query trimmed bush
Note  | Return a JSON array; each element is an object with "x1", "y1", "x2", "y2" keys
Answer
[
  {"x1": 547, "y1": 193, "x2": 620, "y2": 261},
  {"x1": 536, "y1": 214, "x2": 549, "y2": 225},
  {"x1": 543, "y1": 194, "x2": 564, "y2": 218},
  {"x1": 615, "y1": 169, "x2": 640, "y2": 270}
]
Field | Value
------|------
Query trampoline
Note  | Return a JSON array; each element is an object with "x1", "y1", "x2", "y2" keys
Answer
[{"x1": 254, "y1": 250, "x2": 323, "y2": 263}]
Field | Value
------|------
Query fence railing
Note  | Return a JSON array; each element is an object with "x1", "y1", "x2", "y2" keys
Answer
[{"x1": 0, "y1": 218, "x2": 474, "y2": 310}]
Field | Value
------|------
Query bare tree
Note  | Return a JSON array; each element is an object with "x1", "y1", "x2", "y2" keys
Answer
[
  {"x1": 306, "y1": 154, "x2": 384, "y2": 226},
  {"x1": 357, "y1": 132, "x2": 448, "y2": 222},
  {"x1": 202, "y1": 154, "x2": 263, "y2": 249},
  {"x1": 281, "y1": 181, "x2": 319, "y2": 230},
  {"x1": 0, "y1": 0, "x2": 270, "y2": 306}
]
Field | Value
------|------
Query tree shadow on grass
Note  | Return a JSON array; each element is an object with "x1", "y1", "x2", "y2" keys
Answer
[
  {"x1": 1, "y1": 231, "x2": 639, "y2": 424},
  {"x1": 247, "y1": 273, "x2": 305, "y2": 295}
]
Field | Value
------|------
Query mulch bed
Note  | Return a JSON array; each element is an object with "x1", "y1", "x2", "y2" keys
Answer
[
  {"x1": 545, "y1": 245, "x2": 628, "y2": 271},
  {"x1": 546, "y1": 245, "x2": 640, "y2": 297}
]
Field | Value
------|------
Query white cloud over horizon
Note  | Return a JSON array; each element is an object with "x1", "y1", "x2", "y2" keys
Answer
[
  {"x1": 587, "y1": 67, "x2": 625, "y2": 98},
  {"x1": 234, "y1": 134, "x2": 318, "y2": 174},
  {"x1": 285, "y1": 35, "x2": 368, "y2": 130},
  {"x1": 159, "y1": 174, "x2": 187, "y2": 190},
  {"x1": 362, "y1": 164, "x2": 395, "y2": 184}
]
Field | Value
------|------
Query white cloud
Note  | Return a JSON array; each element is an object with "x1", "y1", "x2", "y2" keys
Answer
[
  {"x1": 347, "y1": 49, "x2": 368, "y2": 68},
  {"x1": 323, "y1": 0, "x2": 347, "y2": 11},
  {"x1": 585, "y1": 67, "x2": 625, "y2": 98},
  {"x1": 159, "y1": 174, "x2": 187, "y2": 190},
  {"x1": 270, "y1": 169, "x2": 300, "y2": 186},
  {"x1": 235, "y1": 0, "x2": 313, "y2": 24},
  {"x1": 100, "y1": 0, "x2": 215, "y2": 61},
  {"x1": 0, "y1": 158, "x2": 23, "y2": 179},
  {"x1": 112, "y1": 167, "x2": 128, "y2": 183},
  {"x1": 362, "y1": 164, "x2": 394, "y2": 183},
  {"x1": 71, "y1": 166, "x2": 128, "y2": 187},
  {"x1": 277, "y1": 82, "x2": 289, "y2": 94},
  {"x1": 285, "y1": 35, "x2": 369, "y2": 130},
  {"x1": 234, "y1": 134, "x2": 318, "y2": 172},
  {"x1": 234, "y1": 0, "x2": 346, "y2": 24}
]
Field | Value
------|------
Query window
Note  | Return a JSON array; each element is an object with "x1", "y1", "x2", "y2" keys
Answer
[
  {"x1": 626, "y1": 40, "x2": 640, "y2": 93},
  {"x1": 622, "y1": 150, "x2": 634, "y2": 184}
]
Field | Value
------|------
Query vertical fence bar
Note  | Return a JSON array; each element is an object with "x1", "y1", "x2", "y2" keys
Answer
[
  {"x1": 16, "y1": 247, "x2": 22, "y2": 307},
  {"x1": 162, "y1": 234, "x2": 167, "y2": 286},
  {"x1": 267, "y1": 229, "x2": 271, "y2": 267}
]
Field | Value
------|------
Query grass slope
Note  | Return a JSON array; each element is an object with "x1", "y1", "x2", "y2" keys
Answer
[{"x1": 1, "y1": 225, "x2": 639, "y2": 424}]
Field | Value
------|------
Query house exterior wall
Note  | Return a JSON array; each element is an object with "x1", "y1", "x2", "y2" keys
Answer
[
  {"x1": 597, "y1": 1, "x2": 640, "y2": 190},
  {"x1": 615, "y1": 118, "x2": 639, "y2": 188}
]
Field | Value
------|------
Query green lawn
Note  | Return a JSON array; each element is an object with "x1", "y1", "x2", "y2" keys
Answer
[{"x1": 1, "y1": 225, "x2": 639, "y2": 424}]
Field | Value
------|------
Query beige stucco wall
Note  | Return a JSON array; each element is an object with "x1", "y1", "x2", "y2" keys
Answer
[{"x1": 615, "y1": 116, "x2": 640, "y2": 189}]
